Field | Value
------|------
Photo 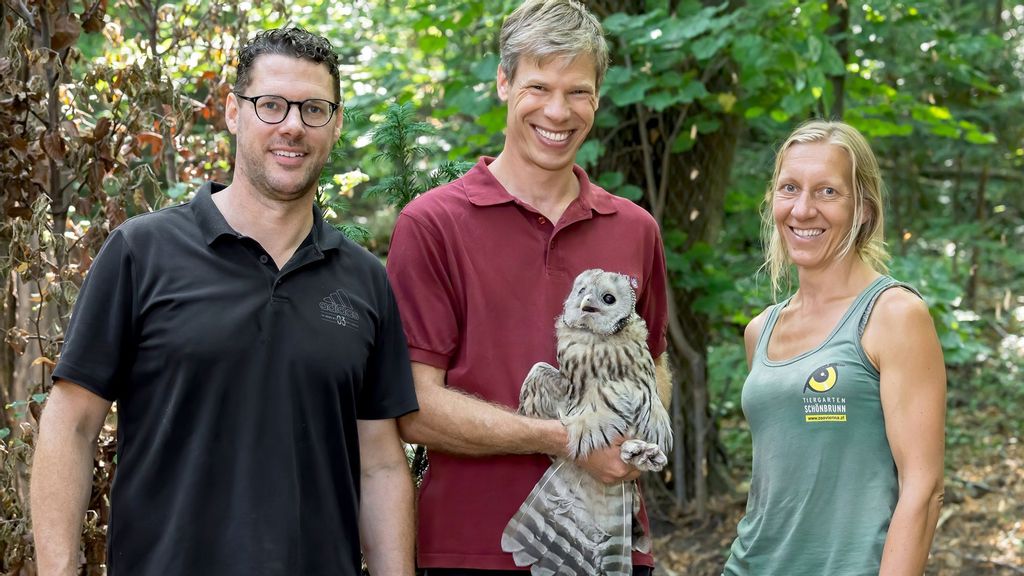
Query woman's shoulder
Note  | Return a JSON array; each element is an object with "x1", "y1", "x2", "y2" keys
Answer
[
  {"x1": 862, "y1": 281, "x2": 936, "y2": 365},
  {"x1": 745, "y1": 305, "x2": 775, "y2": 338},
  {"x1": 743, "y1": 305, "x2": 777, "y2": 362},
  {"x1": 872, "y1": 282, "x2": 929, "y2": 327}
]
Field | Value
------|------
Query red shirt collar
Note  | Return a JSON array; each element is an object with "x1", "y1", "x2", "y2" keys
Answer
[{"x1": 465, "y1": 157, "x2": 618, "y2": 215}]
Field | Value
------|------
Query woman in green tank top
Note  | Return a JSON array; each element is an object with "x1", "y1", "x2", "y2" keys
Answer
[{"x1": 723, "y1": 120, "x2": 946, "y2": 575}]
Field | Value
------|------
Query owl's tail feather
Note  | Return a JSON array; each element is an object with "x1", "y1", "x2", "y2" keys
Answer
[{"x1": 501, "y1": 460, "x2": 632, "y2": 576}]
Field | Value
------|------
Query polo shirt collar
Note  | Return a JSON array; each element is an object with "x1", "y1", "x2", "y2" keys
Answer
[
  {"x1": 466, "y1": 157, "x2": 618, "y2": 215},
  {"x1": 191, "y1": 181, "x2": 346, "y2": 252},
  {"x1": 191, "y1": 181, "x2": 237, "y2": 245}
]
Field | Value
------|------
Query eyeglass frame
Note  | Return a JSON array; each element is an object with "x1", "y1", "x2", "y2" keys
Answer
[{"x1": 232, "y1": 92, "x2": 341, "y2": 128}]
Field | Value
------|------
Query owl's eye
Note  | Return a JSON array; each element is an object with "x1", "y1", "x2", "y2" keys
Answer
[{"x1": 602, "y1": 293, "x2": 616, "y2": 305}]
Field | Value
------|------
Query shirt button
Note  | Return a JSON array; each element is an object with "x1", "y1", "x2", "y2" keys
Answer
[
  {"x1": 538, "y1": 216, "x2": 546, "y2": 224},
  {"x1": 259, "y1": 255, "x2": 269, "y2": 264}
]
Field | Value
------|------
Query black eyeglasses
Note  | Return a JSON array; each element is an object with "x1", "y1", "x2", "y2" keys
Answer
[{"x1": 234, "y1": 93, "x2": 340, "y2": 127}]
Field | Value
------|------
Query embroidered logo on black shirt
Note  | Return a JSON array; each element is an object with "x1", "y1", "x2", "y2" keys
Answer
[{"x1": 319, "y1": 289, "x2": 360, "y2": 329}]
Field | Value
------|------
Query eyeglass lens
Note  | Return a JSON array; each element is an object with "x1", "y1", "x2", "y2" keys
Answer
[{"x1": 253, "y1": 96, "x2": 334, "y2": 127}]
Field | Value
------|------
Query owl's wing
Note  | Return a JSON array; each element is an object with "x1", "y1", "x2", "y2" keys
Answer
[
  {"x1": 501, "y1": 459, "x2": 633, "y2": 576},
  {"x1": 518, "y1": 362, "x2": 567, "y2": 419},
  {"x1": 632, "y1": 378, "x2": 674, "y2": 456}
]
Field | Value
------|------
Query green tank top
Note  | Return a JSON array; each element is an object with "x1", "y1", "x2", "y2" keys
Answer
[{"x1": 723, "y1": 276, "x2": 918, "y2": 575}]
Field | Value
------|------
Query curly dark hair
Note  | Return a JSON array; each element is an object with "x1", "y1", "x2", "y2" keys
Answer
[{"x1": 235, "y1": 27, "x2": 341, "y2": 102}]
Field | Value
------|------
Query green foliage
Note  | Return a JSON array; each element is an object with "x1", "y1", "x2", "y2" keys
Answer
[{"x1": 365, "y1": 102, "x2": 473, "y2": 209}]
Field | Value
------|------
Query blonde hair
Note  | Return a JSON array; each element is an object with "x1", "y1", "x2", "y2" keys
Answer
[
  {"x1": 500, "y1": 0, "x2": 609, "y2": 89},
  {"x1": 762, "y1": 119, "x2": 889, "y2": 298}
]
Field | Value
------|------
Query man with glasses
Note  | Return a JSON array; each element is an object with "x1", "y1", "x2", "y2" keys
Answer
[{"x1": 31, "y1": 27, "x2": 418, "y2": 576}]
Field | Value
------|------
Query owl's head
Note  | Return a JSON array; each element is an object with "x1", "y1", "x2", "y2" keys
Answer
[{"x1": 560, "y1": 269, "x2": 637, "y2": 335}]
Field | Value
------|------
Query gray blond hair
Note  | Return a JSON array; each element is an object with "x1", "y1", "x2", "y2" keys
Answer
[
  {"x1": 762, "y1": 119, "x2": 890, "y2": 298},
  {"x1": 500, "y1": 0, "x2": 609, "y2": 88}
]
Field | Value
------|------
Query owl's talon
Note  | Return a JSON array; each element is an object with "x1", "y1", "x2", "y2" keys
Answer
[{"x1": 620, "y1": 439, "x2": 667, "y2": 472}]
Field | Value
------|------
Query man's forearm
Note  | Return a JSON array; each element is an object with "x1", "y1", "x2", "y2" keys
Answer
[
  {"x1": 400, "y1": 383, "x2": 566, "y2": 457},
  {"x1": 31, "y1": 420, "x2": 98, "y2": 575},
  {"x1": 398, "y1": 363, "x2": 567, "y2": 458},
  {"x1": 357, "y1": 417, "x2": 415, "y2": 574}
]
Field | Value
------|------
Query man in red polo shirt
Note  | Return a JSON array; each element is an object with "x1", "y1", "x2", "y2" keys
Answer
[{"x1": 386, "y1": 1, "x2": 670, "y2": 574}]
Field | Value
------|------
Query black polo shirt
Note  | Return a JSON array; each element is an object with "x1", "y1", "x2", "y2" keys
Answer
[{"x1": 53, "y1": 182, "x2": 418, "y2": 576}]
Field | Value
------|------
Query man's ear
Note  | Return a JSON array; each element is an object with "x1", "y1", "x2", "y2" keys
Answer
[
  {"x1": 225, "y1": 91, "x2": 240, "y2": 135},
  {"x1": 496, "y1": 66, "x2": 510, "y2": 102},
  {"x1": 333, "y1": 104, "x2": 344, "y2": 143}
]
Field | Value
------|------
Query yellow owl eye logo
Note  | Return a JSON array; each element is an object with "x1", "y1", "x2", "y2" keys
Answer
[{"x1": 804, "y1": 364, "x2": 838, "y2": 393}]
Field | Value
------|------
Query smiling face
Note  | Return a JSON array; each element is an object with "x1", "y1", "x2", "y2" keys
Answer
[
  {"x1": 225, "y1": 53, "x2": 342, "y2": 204},
  {"x1": 496, "y1": 54, "x2": 598, "y2": 175},
  {"x1": 772, "y1": 141, "x2": 863, "y2": 272}
]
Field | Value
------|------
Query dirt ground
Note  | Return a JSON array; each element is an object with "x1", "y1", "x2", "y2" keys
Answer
[{"x1": 652, "y1": 437, "x2": 1023, "y2": 575}]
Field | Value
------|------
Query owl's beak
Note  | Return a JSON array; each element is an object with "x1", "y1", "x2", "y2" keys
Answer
[{"x1": 580, "y1": 295, "x2": 598, "y2": 313}]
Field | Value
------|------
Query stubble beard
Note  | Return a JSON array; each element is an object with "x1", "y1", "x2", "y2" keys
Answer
[{"x1": 240, "y1": 143, "x2": 325, "y2": 203}]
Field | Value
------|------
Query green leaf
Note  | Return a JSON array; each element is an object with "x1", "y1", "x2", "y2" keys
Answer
[
  {"x1": 446, "y1": 86, "x2": 490, "y2": 117},
  {"x1": 691, "y1": 34, "x2": 730, "y2": 60},
  {"x1": 672, "y1": 132, "x2": 696, "y2": 153},
  {"x1": 610, "y1": 77, "x2": 654, "y2": 107},
  {"x1": 964, "y1": 130, "x2": 997, "y2": 145},
  {"x1": 575, "y1": 140, "x2": 605, "y2": 169},
  {"x1": 807, "y1": 35, "x2": 823, "y2": 63},
  {"x1": 602, "y1": 66, "x2": 632, "y2": 88},
  {"x1": 0, "y1": 428, "x2": 9, "y2": 440},
  {"x1": 471, "y1": 54, "x2": 499, "y2": 81},
  {"x1": 595, "y1": 171, "x2": 625, "y2": 188},
  {"x1": 337, "y1": 224, "x2": 372, "y2": 245},
  {"x1": 616, "y1": 184, "x2": 643, "y2": 201},
  {"x1": 167, "y1": 181, "x2": 190, "y2": 199},
  {"x1": 646, "y1": 91, "x2": 681, "y2": 112},
  {"x1": 928, "y1": 123, "x2": 960, "y2": 139},
  {"x1": 677, "y1": 79, "x2": 709, "y2": 104},
  {"x1": 819, "y1": 44, "x2": 846, "y2": 75},
  {"x1": 476, "y1": 106, "x2": 507, "y2": 133},
  {"x1": 417, "y1": 34, "x2": 447, "y2": 54},
  {"x1": 603, "y1": 12, "x2": 646, "y2": 35}
]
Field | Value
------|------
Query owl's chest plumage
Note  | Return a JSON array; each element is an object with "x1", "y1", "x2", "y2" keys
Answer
[{"x1": 555, "y1": 315, "x2": 655, "y2": 408}]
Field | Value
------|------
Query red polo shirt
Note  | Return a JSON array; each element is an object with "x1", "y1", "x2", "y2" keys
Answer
[{"x1": 386, "y1": 157, "x2": 669, "y2": 570}]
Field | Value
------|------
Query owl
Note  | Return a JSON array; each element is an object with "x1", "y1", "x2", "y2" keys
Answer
[{"x1": 501, "y1": 268, "x2": 673, "y2": 576}]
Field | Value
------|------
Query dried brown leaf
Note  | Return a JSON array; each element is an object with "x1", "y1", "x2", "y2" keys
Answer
[
  {"x1": 82, "y1": 0, "x2": 109, "y2": 34},
  {"x1": 42, "y1": 131, "x2": 67, "y2": 163},
  {"x1": 93, "y1": 117, "x2": 111, "y2": 142},
  {"x1": 61, "y1": 120, "x2": 80, "y2": 139},
  {"x1": 50, "y1": 14, "x2": 83, "y2": 53},
  {"x1": 135, "y1": 130, "x2": 163, "y2": 155}
]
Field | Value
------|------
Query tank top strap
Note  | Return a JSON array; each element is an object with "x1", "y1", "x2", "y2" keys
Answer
[
  {"x1": 843, "y1": 275, "x2": 923, "y2": 340},
  {"x1": 753, "y1": 298, "x2": 792, "y2": 360}
]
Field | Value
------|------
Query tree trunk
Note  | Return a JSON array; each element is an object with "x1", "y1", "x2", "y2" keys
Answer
[
  {"x1": 827, "y1": 0, "x2": 850, "y2": 118},
  {"x1": 965, "y1": 162, "x2": 989, "y2": 307}
]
